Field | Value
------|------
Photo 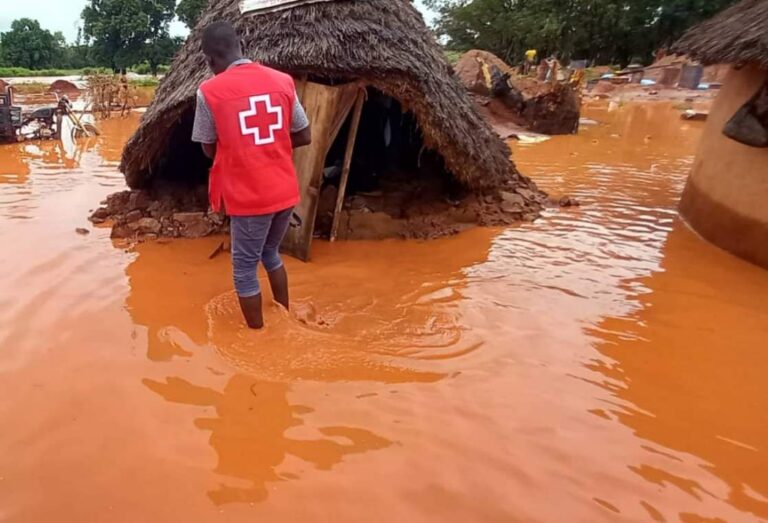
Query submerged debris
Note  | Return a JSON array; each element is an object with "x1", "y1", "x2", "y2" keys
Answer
[
  {"x1": 559, "y1": 196, "x2": 581, "y2": 207},
  {"x1": 90, "y1": 188, "x2": 229, "y2": 242},
  {"x1": 455, "y1": 49, "x2": 582, "y2": 136}
]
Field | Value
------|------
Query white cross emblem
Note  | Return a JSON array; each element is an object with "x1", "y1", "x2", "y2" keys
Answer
[{"x1": 238, "y1": 94, "x2": 284, "y2": 145}]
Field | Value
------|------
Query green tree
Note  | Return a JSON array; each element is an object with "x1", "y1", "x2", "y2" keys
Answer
[
  {"x1": 426, "y1": 0, "x2": 738, "y2": 66},
  {"x1": 82, "y1": 0, "x2": 176, "y2": 72},
  {"x1": 177, "y1": 0, "x2": 208, "y2": 29},
  {"x1": 60, "y1": 28, "x2": 93, "y2": 70},
  {"x1": 143, "y1": 35, "x2": 183, "y2": 74},
  {"x1": 0, "y1": 18, "x2": 65, "y2": 69}
]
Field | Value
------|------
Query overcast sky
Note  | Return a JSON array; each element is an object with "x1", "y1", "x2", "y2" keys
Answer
[{"x1": 0, "y1": 0, "x2": 435, "y2": 44}]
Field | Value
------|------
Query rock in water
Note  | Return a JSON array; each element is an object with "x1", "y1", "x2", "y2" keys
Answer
[
  {"x1": 501, "y1": 191, "x2": 525, "y2": 206},
  {"x1": 124, "y1": 209, "x2": 142, "y2": 223},
  {"x1": 559, "y1": 196, "x2": 581, "y2": 207},
  {"x1": 110, "y1": 225, "x2": 133, "y2": 239},
  {"x1": 75, "y1": 227, "x2": 90, "y2": 235},
  {"x1": 135, "y1": 218, "x2": 162, "y2": 235},
  {"x1": 515, "y1": 187, "x2": 537, "y2": 201},
  {"x1": 126, "y1": 190, "x2": 152, "y2": 212},
  {"x1": 173, "y1": 212, "x2": 211, "y2": 238},
  {"x1": 90, "y1": 208, "x2": 110, "y2": 221},
  {"x1": 500, "y1": 190, "x2": 526, "y2": 214}
]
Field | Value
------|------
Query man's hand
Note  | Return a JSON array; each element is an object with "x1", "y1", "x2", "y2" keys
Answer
[
  {"x1": 202, "y1": 142, "x2": 217, "y2": 159},
  {"x1": 291, "y1": 126, "x2": 311, "y2": 149}
]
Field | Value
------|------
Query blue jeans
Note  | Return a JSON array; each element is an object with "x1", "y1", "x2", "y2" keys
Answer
[{"x1": 230, "y1": 208, "x2": 293, "y2": 298}]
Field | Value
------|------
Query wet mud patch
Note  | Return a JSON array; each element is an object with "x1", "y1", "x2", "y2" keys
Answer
[{"x1": 321, "y1": 179, "x2": 545, "y2": 241}]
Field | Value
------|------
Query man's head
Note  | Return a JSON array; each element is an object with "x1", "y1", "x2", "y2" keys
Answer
[{"x1": 201, "y1": 21, "x2": 243, "y2": 75}]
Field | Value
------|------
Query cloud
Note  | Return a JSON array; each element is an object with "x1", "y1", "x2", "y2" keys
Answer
[
  {"x1": 1, "y1": 0, "x2": 436, "y2": 44},
  {"x1": 0, "y1": 0, "x2": 87, "y2": 42}
]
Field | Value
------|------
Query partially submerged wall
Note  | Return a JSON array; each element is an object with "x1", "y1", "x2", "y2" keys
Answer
[{"x1": 679, "y1": 63, "x2": 768, "y2": 268}]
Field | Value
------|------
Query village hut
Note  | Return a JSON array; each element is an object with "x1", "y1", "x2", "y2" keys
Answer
[
  {"x1": 114, "y1": 0, "x2": 544, "y2": 259},
  {"x1": 673, "y1": 0, "x2": 768, "y2": 269}
]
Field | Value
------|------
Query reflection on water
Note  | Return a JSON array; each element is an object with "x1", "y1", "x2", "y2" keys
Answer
[
  {"x1": 125, "y1": 230, "x2": 492, "y2": 505},
  {"x1": 0, "y1": 116, "x2": 130, "y2": 222},
  {"x1": 0, "y1": 102, "x2": 767, "y2": 522},
  {"x1": 143, "y1": 375, "x2": 391, "y2": 505},
  {"x1": 502, "y1": 102, "x2": 768, "y2": 521},
  {"x1": 589, "y1": 225, "x2": 768, "y2": 519}
]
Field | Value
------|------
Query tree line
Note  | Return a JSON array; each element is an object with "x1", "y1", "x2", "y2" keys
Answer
[
  {"x1": 425, "y1": 0, "x2": 738, "y2": 66},
  {"x1": 3, "y1": 0, "x2": 729, "y2": 73},
  {"x1": 0, "y1": 0, "x2": 208, "y2": 74}
]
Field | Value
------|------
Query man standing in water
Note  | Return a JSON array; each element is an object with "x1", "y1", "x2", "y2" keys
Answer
[{"x1": 192, "y1": 21, "x2": 312, "y2": 329}]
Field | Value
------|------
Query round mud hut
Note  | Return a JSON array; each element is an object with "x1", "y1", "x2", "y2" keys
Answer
[
  {"x1": 674, "y1": 0, "x2": 768, "y2": 269},
  {"x1": 113, "y1": 0, "x2": 545, "y2": 260}
]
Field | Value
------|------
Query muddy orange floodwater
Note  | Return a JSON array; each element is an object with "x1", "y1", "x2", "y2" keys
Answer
[{"x1": 1, "y1": 103, "x2": 767, "y2": 522}]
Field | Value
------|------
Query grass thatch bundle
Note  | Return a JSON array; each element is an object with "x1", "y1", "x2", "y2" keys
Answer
[
  {"x1": 120, "y1": 0, "x2": 531, "y2": 193},
  {"x1": 674, "y1": 0, "x2": 768, "y2": 68}
]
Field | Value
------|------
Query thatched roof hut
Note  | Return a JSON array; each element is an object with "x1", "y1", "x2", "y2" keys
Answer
[
  {"x1": 120, "y1": 0, "x2": 529, "y2": 193},
  {"x1": 673, "y1": 0, "x2": 768, "y2": 269},
  {"x1": 673, "y1": 0, "x2": 768, "y2": 68}
]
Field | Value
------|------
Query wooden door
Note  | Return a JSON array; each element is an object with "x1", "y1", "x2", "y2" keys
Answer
[{"x1": 282, "y1": 81, "x2": 360, "y2": 261}]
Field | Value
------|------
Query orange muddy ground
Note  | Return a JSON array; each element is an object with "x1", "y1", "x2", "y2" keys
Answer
[{"x1": 1, "y1": 103, "x2": 767, "y2": 522}]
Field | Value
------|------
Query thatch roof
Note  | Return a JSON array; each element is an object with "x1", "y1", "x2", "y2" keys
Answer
[
  {"x1": 674, "y1": 0, "x2": 768, "y2": 68},
  {"x1": 120, "y1": 0, "x2": 524, "y2": 191}
]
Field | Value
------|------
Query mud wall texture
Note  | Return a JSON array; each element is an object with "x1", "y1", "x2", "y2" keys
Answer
[{"x1": 679, "y1": 64, "x2": 768, "y2": 269}]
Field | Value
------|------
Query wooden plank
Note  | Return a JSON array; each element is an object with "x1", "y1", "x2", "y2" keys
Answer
[
  {"x1": 294, "y1": 75, "x2": 308, "y2": 100},
  {"x1": 281, "y1": 81, "x2": 359, "y2": 261},
  {"x1": 328, "y1": 87, "x2": 360, "y2": 143},
  {"x1": 240, "y1": 0, "x2": 334, "y2": 15},
  {"x1": 330, "y1": 89, "x2": 365, "y2": 242}
]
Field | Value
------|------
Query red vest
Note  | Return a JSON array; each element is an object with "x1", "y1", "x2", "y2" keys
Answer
[{"x1": 200, "y1": 63, "x2": 300, "y2": 216}]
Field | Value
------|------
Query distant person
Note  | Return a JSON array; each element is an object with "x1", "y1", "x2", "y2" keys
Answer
[
  {"x1": 192, "y1": 21, "x2": 312, "y2": 329},
  {"x1": 118, "y1": 69, "x2": 130, "y2": 117},
  {"x1": 545, "y1": 56, "x2": 559, "y2": 83},
  {"x1": 524, "y1": 49, "x2": 537, "y2": 75}
]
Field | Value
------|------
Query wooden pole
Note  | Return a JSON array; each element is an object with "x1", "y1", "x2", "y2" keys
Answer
[{"x1": 329, "y1": 88, "x2": 365, "y2": 242}]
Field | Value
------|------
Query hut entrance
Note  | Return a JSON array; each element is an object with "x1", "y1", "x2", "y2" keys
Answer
[
  {"x1": 281, "y1": 80, "x2": 361, "y2": 261},
  {"x1": 284, "y1": 83, "x2": 458, "y2": 261},
  {"x1": 311, "y1": 87, "x2": 459, "y2": 244}
]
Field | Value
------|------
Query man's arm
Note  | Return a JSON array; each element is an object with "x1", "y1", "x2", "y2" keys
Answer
[
  {"x1": 290, "y1": 95, "x2": 311, "y2": 149},
  {"x1": 201, "y1": 142, "x2": 217, "y2": 159},
  {"x1": 291, "y1": 126, "x2": 311, "y2": 148},
  {"x1": 191, "y1": 89, "x2": 218, "y2": 158}
]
